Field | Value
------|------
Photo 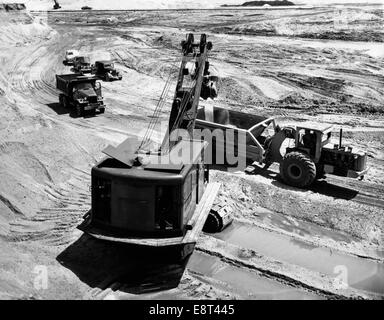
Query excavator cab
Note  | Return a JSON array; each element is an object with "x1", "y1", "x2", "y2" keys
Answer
[{"x1": 85, "y1": 140, "x2": 209, "y2": 240}]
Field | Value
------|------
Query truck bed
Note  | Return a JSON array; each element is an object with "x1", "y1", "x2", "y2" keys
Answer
[
  {"x1": 196, "y1": 106, "x2": 268, "y2": 130},
  {"x1": 195, "y1": 106, "x2": 276, "y2": 166},
  {"x1": 56, "y1": 74, "x2": 96, "y2": 92}
]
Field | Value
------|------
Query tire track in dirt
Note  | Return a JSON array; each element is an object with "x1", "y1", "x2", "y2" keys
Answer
[
  {"x1": 0, "y1": 193, "x2": 24, "y2": 216},
  {"x1": 7, "y1": 167, "x2": 90, "y2": 246}
]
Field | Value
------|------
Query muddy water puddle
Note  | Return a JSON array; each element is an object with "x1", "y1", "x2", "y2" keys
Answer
[
  {"x1": 253, "y1": 207, "x2": 384, "y2": 259},
  {"x1": 188, "y1": 252, "x2": 323, "y2": 299},
  {"x1": 253, "y1": 207, "x2": 353, "y2": 243},
  {"x1": 214, "y1": 222, "x2": 384, "y2": 295}
]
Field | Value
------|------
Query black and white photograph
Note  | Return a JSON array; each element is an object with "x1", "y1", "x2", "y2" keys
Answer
[{"x1": 0, "y1": 0, "x2": 383, "y2": 304}]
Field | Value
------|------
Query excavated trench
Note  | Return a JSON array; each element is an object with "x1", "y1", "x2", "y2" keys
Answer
[
  {"x1": 188, "y1": 251, "x2": 324, "y2": 300},
  {"x1": 213, "y1": 221, "x2": 384, "y2": 295},
  {"x1": 251, "y1": 205, "x2": 384, "y2": 259}
]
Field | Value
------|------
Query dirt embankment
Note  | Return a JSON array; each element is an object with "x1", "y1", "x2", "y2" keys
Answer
[{"x1": 210, "y1": 7, "x2": 384, "y2": 42}]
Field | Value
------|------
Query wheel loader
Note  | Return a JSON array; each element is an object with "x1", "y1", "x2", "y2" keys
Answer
[
  {"x1": 195, "y1": 106, "x2": 368, "y2": 188},
  {"x1": 273, "y1": 124, "x2": 368, "y2": 188}
]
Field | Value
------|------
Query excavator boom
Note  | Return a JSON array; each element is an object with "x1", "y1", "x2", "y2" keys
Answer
[
  {"x1": 104, "y1": 33, "x2": 216, "y2": 166},
  {"x1": 162, "y1": 34, "x2": 213, "y2": 152}
]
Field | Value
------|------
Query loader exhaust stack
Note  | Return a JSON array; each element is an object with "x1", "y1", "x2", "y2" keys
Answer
[{"x1": 339, "y1": 128, "x2": 343, "y2": 149}]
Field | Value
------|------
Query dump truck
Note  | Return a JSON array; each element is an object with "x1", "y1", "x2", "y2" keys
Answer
[
  {"x1": 56, "y1": 74, "x2": 105, "y2": 117},
  {"x1": 195, "y1": 106, "x2": 368, "y2": 188},
  {"x1": 92, "y1": 60, "x2": 122, "y2": 81}
]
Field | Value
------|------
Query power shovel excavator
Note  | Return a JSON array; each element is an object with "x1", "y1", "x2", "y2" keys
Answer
[
  {"x1": 78, "y1": 34, "x2": 232, "y2": 260},
  {"x1": 53, "y1": 0, "x2": 61, "y2": 10}
]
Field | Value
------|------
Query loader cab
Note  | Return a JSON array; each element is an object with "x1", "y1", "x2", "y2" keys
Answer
[
  {"x1": 294, "y1": 125, "x2": 333, "y2": 162},
  {"x1": 89, "y1": 140, "x2": 209, "y2": 238}
]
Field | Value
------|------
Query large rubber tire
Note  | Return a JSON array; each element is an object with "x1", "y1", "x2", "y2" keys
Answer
[
  {"x1": 203, "y1": 211, "x2": 222, "y2": 233},
  {"x1": 280, "y1": 151, "x2": 316, "y2": 188},
  {"x1": 316, "y1": 163, "x2": 325, "y2": 180},
  {"x1": 75, "y1": 105, "x2": 83, "y2": 117},
  {"x1": 59, "y1": 94, "x2": 64, "y2": 107},
  {"x1": 62, "y1": 95, "x2": 69, "y2": 109}
]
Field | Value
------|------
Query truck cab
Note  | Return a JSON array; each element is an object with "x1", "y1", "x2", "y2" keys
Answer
[
  {"x1": 64, "y1": 50, "x2": 79, "y2": 65},
  {"x1": 73, "y1": 56, "x2": 92, "y2": 73},
  {"x1": 92, "y1": 60, "x2": 122, "y2": 81}
]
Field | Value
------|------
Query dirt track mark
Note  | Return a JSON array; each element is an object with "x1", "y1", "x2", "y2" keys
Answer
[
  {"x1": 7, "y1": 167, "x2": 90, "y2": 246},
  {"x1": 0, "y1": 141, "x2": 54, "y2": 184},
  {"x1": 0, "y1": 193, "x2": 24, "y2": 216}
]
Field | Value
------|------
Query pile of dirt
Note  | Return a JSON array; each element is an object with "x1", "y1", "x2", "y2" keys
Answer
[
  {"x1": 0, "y1": 10, "x2": 54, "y2": 45},
  {"x1": 278, "y1": 92, "x2": 308, "y2": 105},
  {"x1": 241, "y1": 0, "x2": 294, "y2": 6},
  {"x1": 153, "y1": 35, "x2": 178, "y2": 50},
  {"x1": 222, "y1": 0, "x2": 294, "y2": 7},
  {"x1": 272, "y1": 95, "x2": 384, "y2": 115},
  {"x1": 217, "y1": 77, "x2": 269, "y2": 106},
  {"x1": 299, "y1": 31, "x2": 384, "y2": 43}
]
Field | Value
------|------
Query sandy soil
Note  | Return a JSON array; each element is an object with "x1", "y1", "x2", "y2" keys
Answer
[{"x1": 0, "y1": 5, "x2": 383, "y2": 300}]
